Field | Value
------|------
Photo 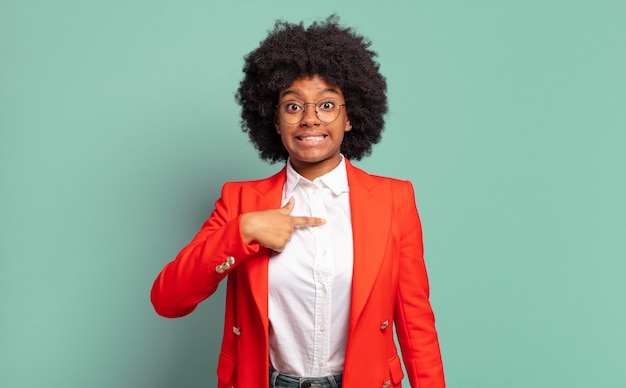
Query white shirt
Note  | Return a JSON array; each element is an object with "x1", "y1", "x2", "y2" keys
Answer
[{"x1": 268, "y1": 157, "x2": 354, "y2": 377}]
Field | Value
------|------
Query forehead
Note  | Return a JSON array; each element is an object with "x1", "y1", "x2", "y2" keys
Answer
[{"x1": 279, "y1": 75, "x2": 344, "y2": 100}]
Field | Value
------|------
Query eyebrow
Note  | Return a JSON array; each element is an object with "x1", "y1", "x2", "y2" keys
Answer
[{"x1": 279, "y1": 87, "x2": 341, "y2": 99}]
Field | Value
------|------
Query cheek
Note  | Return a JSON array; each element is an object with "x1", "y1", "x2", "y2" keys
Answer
[{"x1": 276, "y1": 123, "x2": 290, "y2": 138}]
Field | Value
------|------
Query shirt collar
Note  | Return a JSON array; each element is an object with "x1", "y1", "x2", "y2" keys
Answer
[{"x1": 284, "y1": 156, "x2": 350, "y2": 198}]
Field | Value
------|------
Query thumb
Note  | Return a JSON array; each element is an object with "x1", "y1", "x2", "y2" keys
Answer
[{"x1": 277, "y1": 196, "x2": 295, "y2": 215}]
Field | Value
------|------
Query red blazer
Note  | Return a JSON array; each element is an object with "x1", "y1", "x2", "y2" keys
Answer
[{"x1": 151, "y1": 160, "x2": 445, "y2": 388}]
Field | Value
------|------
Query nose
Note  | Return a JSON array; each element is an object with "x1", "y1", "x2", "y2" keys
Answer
[{"x1": 301, "y1": 103, "x2": 319, "y2": 125}]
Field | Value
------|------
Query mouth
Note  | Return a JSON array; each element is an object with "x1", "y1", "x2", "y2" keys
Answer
[{"x1": 296, "y1": 135, "x2": 326, "y2": 142}]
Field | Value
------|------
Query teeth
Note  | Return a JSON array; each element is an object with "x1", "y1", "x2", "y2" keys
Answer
[{"x1": 300, "y1": 136, "x2": 324, "y2": 141}]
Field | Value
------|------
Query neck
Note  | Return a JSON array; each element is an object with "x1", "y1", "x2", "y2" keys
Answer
[{"x1": 290, "y1": 155, "x2": 342, "y2": 181}]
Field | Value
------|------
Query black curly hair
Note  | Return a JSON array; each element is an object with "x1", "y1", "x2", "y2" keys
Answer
[{"x1": 236, "y1": 15, "x2": 388, "y2": 163}]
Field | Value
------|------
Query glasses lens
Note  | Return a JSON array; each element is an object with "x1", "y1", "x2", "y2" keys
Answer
[
  {"x1": 316, "y1": 99, "x2": 341, "y2": 123},
  {"x1": 279, "y1": 101, "x2": 304, "y2": 124}
]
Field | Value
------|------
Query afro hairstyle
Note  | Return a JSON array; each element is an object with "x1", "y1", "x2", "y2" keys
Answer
[{"x1": 236, "y1": 15, "x2": 388, "y2": 163}]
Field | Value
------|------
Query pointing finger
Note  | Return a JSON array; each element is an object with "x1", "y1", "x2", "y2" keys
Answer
[{"x1": 291, "y1": 216, "x2": 326, "y2": 227}]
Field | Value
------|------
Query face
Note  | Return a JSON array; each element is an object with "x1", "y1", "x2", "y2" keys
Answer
[{"x1": 275, "y1": 75, "x2": 351, "y2": 180}]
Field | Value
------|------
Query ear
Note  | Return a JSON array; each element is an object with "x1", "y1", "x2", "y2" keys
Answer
[
  {"x1": 274, "y1": 111, "x2": 281, "y2": 134},
  {"x1": 344, "y1": 118, "x2": 352, "y2": 132}
]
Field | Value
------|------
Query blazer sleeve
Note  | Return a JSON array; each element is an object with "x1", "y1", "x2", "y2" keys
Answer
[
  {"x1": 150, "y1": 182, "x2": 261, "y2": 318},
  {"x1": 394, "y1": 181, "x2": 445, "y2": 388}
]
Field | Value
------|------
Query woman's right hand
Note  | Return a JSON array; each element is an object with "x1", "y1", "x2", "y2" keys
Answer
[{"x1": 239, "y1": 197, "x2": 325, "y2": 252}]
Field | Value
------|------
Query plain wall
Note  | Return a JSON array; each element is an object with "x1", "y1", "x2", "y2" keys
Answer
[{"x1": 1, "y1": 1, "x2": 625, "y2": 387}]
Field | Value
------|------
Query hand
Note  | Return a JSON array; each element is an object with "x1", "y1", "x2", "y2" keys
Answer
[{"x1": 240, "y1": 197, "x2": 326, "y2": 252}]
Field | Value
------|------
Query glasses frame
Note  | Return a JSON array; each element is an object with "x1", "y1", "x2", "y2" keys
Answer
[{"x1": 276, "y1": 98, "x2": 346, "y2": 124}]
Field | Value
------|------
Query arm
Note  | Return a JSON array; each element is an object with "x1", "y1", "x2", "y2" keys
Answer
[
  {"x1": 150, "y1": 185, "x2": 325, "y2": 318},
  {"x1": 394, "y1": 181, "x2": 445, "y2": 388},
  {"x1": 150, "y1": 183, "x2": 260, "y2": 318}
]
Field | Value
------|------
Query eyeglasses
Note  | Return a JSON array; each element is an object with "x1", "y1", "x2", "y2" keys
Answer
[{"x1": 276, "y1": 98, "x2": 346, "y2": 124}]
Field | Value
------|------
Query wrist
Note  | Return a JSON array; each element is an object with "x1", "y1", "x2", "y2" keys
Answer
[{"x1": 239, "y1": 213, "x2": 254, "y2": 244}]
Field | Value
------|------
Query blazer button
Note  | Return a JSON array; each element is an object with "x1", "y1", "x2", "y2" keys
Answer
[
  {"x1": 382, "y1": 380, "x2": 391, "y2": 388},
  {"x1": 226, "y1": 256, "x2": 235, "y2": 265},
  {"x1": 380, "y1": 320, "x2": 389, "y2": 330},
  {"x1": 215, "y1": 264, "x2": 225, "y2": 274}
]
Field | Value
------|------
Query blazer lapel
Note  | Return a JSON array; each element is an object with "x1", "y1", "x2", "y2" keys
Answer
[
  {"x1": 240, "y1": 168, "x2": 286, "y2": 332},
  {"x1": 346, "y1": 161, "x2": 392, "y2": 330}
]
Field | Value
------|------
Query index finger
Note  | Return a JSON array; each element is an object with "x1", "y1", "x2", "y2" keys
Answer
[{"x1": 291, "y1": 216, "x2": 326, "y2": 227}]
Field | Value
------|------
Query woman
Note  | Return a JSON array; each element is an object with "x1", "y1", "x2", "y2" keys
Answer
[{"x1": 151, "y1": 17, "x2": 445, "y2": 388}]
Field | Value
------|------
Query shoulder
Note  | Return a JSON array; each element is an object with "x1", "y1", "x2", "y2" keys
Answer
[
  {"x1": 346, "y1": 160, "x2": 414, "y2": 192},
  {"x1": 211, "y1": 168, "x2": 286, "y2": 215}
]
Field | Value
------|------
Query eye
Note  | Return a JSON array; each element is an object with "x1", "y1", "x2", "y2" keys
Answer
[
  {"x1": 318, "y1": 100, "x2": 336, "y2": 111},
  {"x1": 283, "y1": 102, "x2": 303, "y2": 113}
]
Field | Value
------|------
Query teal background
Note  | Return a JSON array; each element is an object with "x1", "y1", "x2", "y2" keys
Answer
[{"x1": 1, "y1": 0, "x2": 625, "y2": 387}]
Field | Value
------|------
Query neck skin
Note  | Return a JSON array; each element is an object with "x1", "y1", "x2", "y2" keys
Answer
[{"x1": 289, "y1": 153, "x2": 342, "y2": 181}]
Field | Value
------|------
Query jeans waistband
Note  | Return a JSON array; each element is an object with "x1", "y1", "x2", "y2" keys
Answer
[{"x1": 269, "y1": 368, "x2": 343, "y2": 388}]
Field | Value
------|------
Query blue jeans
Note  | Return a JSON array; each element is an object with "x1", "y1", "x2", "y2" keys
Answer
[{"x1": 269, "y1": 368, "x2": 343, "y2": 388}]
